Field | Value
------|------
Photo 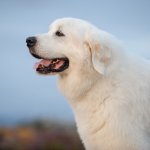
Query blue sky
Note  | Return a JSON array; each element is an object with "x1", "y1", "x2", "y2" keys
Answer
[{"x1": 0, "y1": 0, "x2": 150, "y2": 125}]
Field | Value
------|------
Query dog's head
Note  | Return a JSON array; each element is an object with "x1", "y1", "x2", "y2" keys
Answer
[{"x1": 26, "y1": 18, "x2": 120, "y2": 76}]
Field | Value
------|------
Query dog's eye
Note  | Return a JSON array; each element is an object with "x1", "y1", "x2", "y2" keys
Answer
[{"x1": 55, "y1": 30, "x2": 65, "y2": 37}]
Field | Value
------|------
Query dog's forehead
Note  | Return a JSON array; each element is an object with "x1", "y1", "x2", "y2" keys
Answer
[
  {"x1": 48, "y1": 18, "x2": 89, "y2": 32},
  {"x1": 49, "y1": 23, "x2": 65, "y2": 32},
  {"x1": 49, "y1": 20, "x2": 73, "y2": 31}
]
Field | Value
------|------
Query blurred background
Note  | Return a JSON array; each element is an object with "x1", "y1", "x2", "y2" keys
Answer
[{"x1": 0, "y1": 0, "x2": 150, "y2": 149}]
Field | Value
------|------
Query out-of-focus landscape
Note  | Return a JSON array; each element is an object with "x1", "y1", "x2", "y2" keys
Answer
[
  {"x1": 0, "y1": 0, "x2": 149, "y2": 149},
  {"x1": 0, "y1": 120, "x2": 84, "y2": 150}
]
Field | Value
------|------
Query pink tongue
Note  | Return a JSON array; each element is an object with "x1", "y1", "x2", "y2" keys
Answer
[
  {"x1": 34, "y1": 59, "x2": 52, "y2": 69},
  {"x1": 55, "y1": 60, "x2": 64, "y2": 69}
]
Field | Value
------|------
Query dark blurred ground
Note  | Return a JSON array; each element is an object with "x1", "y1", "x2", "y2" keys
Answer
[{"x1": 0, "y1": 120, "x2": 84, "y2": 150}]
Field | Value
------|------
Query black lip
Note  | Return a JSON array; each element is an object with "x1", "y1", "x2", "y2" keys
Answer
[{"x1": 31, "y1": 53, "x2": 42, "y2": 59}]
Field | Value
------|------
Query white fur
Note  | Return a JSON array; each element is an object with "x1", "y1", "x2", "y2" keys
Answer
[{"x1": 34, "y1": 18, "x2": 150, "y2": 150}]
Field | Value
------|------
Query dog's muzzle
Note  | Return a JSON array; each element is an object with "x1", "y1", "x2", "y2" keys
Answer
[{"x1": 26, "y1": 36, "x2": 69, "y2": 74}]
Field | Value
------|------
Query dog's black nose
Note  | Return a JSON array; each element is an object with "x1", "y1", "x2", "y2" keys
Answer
[{"x1": 26, "y1": 36, "x2": 37, "y2": 48}]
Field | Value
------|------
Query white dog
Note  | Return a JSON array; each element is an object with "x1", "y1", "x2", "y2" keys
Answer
[{"x1": 26, "y1": 18, "x2": 150, "y2": 150}]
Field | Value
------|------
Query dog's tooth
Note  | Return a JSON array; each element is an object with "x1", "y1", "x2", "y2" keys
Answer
[
  {"x1": 53, "y1": 59, "x2": 58, "y2": 64},
  {"x1": 56, "y1": 59, "x2": 59, "y2": 63},
  {"x1": 52, "y1": 60, "x2": 56, "y2": 64}
]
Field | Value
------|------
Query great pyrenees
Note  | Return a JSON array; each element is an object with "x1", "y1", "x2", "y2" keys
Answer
[{"x1": 26, "y1": 18, "x2": 150, "y2": 150}]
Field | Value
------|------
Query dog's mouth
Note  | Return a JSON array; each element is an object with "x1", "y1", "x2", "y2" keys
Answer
[{"x1": 32, "y1": 54, "x2": 69, "y2": 74}]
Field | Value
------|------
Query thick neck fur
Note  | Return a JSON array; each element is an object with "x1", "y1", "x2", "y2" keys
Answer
[
  {"x1": 57, "y1": 51, "x2": 150, "y2": 150},
  {"x1": 58, "y1": 66, "x2": 100, "y2": 101}
]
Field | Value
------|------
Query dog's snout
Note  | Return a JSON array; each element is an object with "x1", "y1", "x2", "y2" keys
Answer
[{"x1": 26, "y1": 36, "x2": 37, "y2": 48}]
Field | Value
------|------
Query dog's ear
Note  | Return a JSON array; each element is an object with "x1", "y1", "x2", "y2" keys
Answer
[{"x1": 85, "y1": 33, "x2": 112, "y2": 75}]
